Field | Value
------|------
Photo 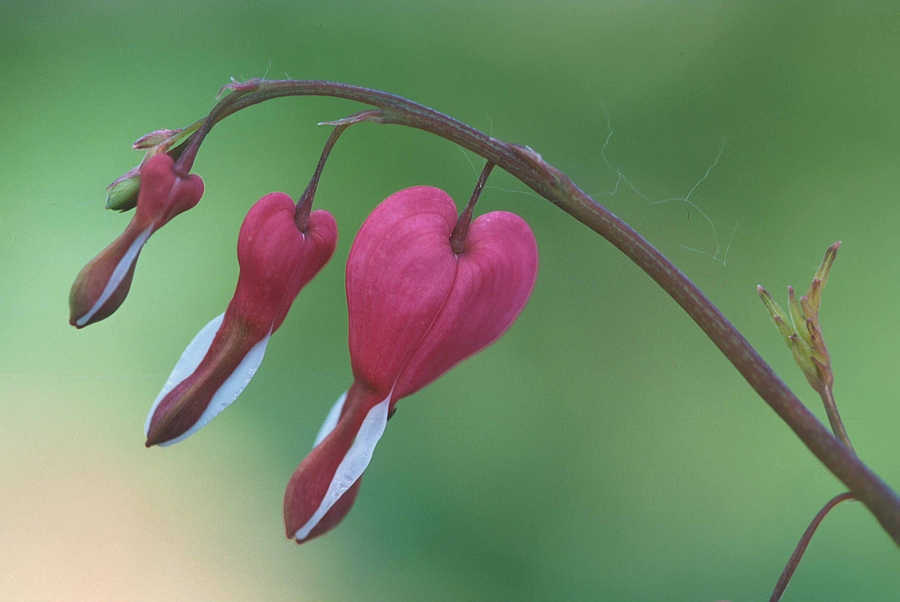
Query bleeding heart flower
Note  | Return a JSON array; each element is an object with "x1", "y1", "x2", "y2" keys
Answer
[
  {"x1": 69, "y1": 153, "x2": 204, "y2": 328},
  {"x1": 284, "y1": 185, "x2": 538, "y2": 543},
  {"x1": 144, "y1": 192, "x2": 337, "y2": 447}
]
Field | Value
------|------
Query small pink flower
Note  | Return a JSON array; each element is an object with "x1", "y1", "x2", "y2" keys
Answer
[
  {"x1": 145, "y1": 193, "x2": 337, "y2": 447},
  {"x1": 69, "y1": 153, "x2": 204, "y2": 328},
  {"x1": 284, "y1": 186, "x2": 538, "y2": 543}
]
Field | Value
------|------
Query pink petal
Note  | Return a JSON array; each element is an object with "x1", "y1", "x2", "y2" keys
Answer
[
  {"x1": 133, "y1": 153, "x2": 204, "y2": 229},
  {"x1": 232, "y1": 199, "x2": 337, "y2": 333},
  {"x1": 69, "y1": 153, "x2": 204, "y2": 328},
  {"x1": 394, "y1": 210, "x2": 538, "y2": 397},
  {"x1": 346, "y1": 187, "x2": 458, "y2": 393}
]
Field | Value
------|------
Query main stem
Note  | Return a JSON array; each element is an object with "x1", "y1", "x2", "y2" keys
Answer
[{"x1": 174, "y1": 79, "x2": 900, "y2": 544}]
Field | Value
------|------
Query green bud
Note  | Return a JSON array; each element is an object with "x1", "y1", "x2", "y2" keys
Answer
[
  {"x1": 133, "y1": 119, "x2": 204, "y2": 151},
  {"x1": 105, "y1": 174, "x2": 140, "y2": 212},
  {"x1": 772, "y1": 315, "x2": 795, "y2": 341},
  {"x1": 788, "y1": 334, "x2": 820, "y2": 389},
  {"x1": 759, "y1": 286, "x2": 798, "y2": 342},
  {"x1": 815, "y1": 241, "x2": 841, "y2": 288},
  {"x1": 803, "y1": 280, "x2": 821, "y2": 316},
  {"x1": 757, "y1": 242, "x2": 841, "y2": 398},
  {"x1": 788, "y1": 286, "x2": 812, "y2": 346}
]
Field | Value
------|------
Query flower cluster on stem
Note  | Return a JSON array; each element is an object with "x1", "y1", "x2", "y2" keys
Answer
[{"x1": 68, "y1": 79, "x2": 900, "y2": 557}]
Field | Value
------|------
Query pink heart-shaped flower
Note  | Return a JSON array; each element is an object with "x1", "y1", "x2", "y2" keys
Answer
[
  {"x1": 145, "y1": 192, "x2": 337, "y2": 447},
  {"x1": 285, "y1": 185, "x2": 538, "y2": 543}
]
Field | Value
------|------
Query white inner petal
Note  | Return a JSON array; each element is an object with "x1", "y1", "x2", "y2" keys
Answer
[
  {"x1": 294, "y1": 394, "x2": 391, "y2": 541},
  {"x1": 156, "y1": 332, "x2": 270, "y2": 447},
  {"x1": 144, "y1": 313, "x2": 273, "y2": 446},
  {"x1": 76, "y1": 226, "x2": 153, "y2": 327},
  {"x1": 144, "y1": 312, "x2": 225, "y2": 436},
  {"x1": 313, "y1": 391, "x2": 347, "y2": 447}
]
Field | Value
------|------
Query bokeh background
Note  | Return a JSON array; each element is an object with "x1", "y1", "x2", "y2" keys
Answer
[{"x1": 2, "y1": 1, "x2": 899, "y2": 600}]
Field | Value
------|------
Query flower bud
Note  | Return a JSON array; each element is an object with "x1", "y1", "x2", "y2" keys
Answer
[
  {"x1": 284, "y1": 186, "x2": 538, "y2": 543},
  {"x1": 145, "y1": 193, "x2": 337, "y2": 447},
  {"x1": 105, "y1": 172, "x2": 141, "y2": 212},
  {"x1": 69, "y1": 153, "x2": 204, "y2": 328},
  {"x1": 757, "y1": 242, "x2": 841, "y2": 395}
]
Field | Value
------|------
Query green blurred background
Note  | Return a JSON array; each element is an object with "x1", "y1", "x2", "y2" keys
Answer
[{"x1": 2, "y1": 1, "x2": 899, "y2": 600}]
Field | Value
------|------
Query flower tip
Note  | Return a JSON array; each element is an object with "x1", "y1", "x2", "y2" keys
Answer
[
  {"x1": 143, "y1": 414, "x2": 175, "y2": 448},
  {"x1": 143, "y1": 423, "x2": 176, "y2": 447},
  {"x1": 284, "y1": 390, "x2": 390, "y2": 544},
  {"x1": 68, "y1": 230, "x2": 147, "y2": 328},
  {"x1": 68, "y1": 311, "x2": 91, "y2": 330},
  {"x1": 285, "y1": 477, "x2": 363, "y2": 545}
]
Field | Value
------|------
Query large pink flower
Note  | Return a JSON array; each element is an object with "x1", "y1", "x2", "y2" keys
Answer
[
  {"x1": 145, "y1": 193, "x2": 337, "y2": 447},
  {"x1": 69, "y1": 153, "x2": 204, "y2": 328},
  {"x1": 284, "y1": 186, "x2": 538, "y2": 543}
]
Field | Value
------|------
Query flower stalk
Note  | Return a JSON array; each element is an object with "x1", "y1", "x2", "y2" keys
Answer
[
  {"x1": 450, "y1": 161, "x2": 495, "y2": 254},
  {"x1": 294, "y1": 110, "x2": 382, "y2": 230}
]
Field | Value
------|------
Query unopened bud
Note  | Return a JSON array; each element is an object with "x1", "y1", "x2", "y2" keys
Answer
[{"x1": 106, "y1": 173, "x2": 141, "y2": 212}]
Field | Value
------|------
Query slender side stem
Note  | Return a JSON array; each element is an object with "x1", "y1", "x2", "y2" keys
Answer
[
  {"x1": 819, "y1": 384, "x2": 853, "y2": 452},
  {"x1": 166, "y1": 78, "x2": 900, "y2": 544},
  {"x1": 450, "y1": 161, "x2": 495, "y2": 253},
  {"x1": 294, "y1": 110, "x2": 383, "y2": 230},
  {"x1": 769, "y1": 492, "x2": 855, "y2": 602}
]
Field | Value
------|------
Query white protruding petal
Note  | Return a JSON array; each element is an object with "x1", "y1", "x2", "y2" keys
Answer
[
  {"x1": 144, "y1": 313, "x2": 272, "y2": 446},
  {"x1": 156, "y1": 333, "x2": 270, "y2": 447},
  {"x1": 144, "y1": 312, "x2": 225, "y2": 436},
  {"x1": 75, "y1": 226, "x2": 153, "y2": 327},
  {"x1": 313, "y1": 391, "x2": 347, "y2": 447},
  {"x1": 294, "y1": 394, "x2": 391, "y2": 541}
]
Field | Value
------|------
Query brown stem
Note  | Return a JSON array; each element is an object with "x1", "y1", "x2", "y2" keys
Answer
[
  {"x1": 167, "y1": 78, "x2": 900, "y2": 544},
  {"x1": 769, "y1": 492, "x2": 855, "y2": 602},
  {"x1": 450, "y1": 161, "x2": 495, "y2": 253}
]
